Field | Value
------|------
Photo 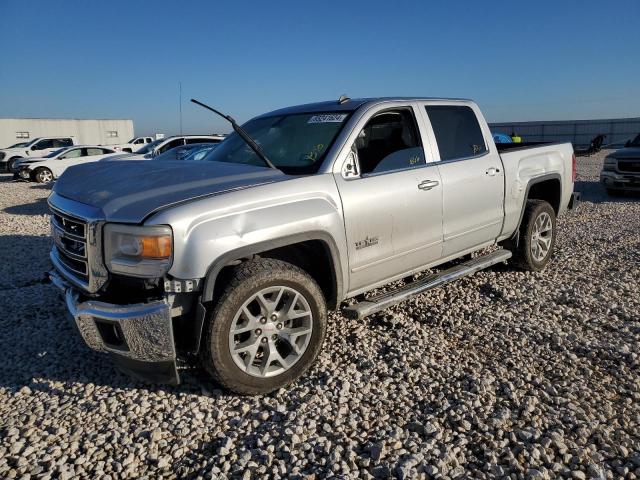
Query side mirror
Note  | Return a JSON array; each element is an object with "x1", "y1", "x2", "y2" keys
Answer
[
  {"x1": 341, "y1": 150, "x2": 359, "y2": 179},
  {"x1": 31, "y1": 145, "x2": 38, "y2": 150}
]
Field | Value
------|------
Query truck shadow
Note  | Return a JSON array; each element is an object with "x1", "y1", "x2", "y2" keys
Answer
[
  {"x1": 574, "y1": 180, "x2": 640, "y2": 204},
  {"x1": 3, "y1": 196, "x2": 50, "y2": 216}
]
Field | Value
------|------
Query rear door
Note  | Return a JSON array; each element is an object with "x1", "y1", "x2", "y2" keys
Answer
[
  {"x1": 420, "y1": 103, "x2": 504, "y2": 256},
  {"x1": 335, "y1": 104, "x2": 444, "y2": 293}
]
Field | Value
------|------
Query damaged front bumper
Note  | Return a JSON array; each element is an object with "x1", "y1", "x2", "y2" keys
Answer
[{"x1": 48, "y1": 269, "x2": 180, "y2": 385}]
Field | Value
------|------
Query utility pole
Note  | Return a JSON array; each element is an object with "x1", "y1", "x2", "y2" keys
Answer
[{"x1": 179, "y1": 81, "x2": 183, "y2": 135}]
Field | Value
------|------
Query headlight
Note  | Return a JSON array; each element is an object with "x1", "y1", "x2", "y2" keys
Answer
[
  {"x1": 104, "y1": 224, "x2": 172, "y2": 278},
  {"x1": 603, "y1": 157, "x2": 617, "y2": 172}
]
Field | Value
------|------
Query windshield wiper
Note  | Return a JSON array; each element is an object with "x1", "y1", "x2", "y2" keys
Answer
[{"x1": 190, "y1": 98, "x2": 277, "y2": 170}]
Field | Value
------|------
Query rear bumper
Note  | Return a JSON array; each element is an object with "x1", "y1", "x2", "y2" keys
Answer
[
  {"x1": 600, "y1": 172, "x2": 640, "y2": 191},
  {"x1": 49, "y1": 269, "x2": 180, "y2": 385}
]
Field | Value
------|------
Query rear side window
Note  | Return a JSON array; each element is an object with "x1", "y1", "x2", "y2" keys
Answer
[
  {"x1": 186, "y1": 138, "x2": 220, "y2": 144},
  {"x1": 54, "y1": 138, "x2": 73, "y2": 148},
  {"x1": 425, "y1": 106, "x2": 487, "y2": 161}
]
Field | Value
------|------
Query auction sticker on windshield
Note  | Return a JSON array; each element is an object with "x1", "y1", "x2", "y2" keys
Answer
[{"x1": 308, "y1": 113, "x2": 348, "y2": 124}]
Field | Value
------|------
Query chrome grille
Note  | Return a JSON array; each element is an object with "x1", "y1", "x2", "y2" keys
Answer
[
  {"x1": 51, "y1": 207, "x2": 89, "y2": 283},
  {"x1": 48, "y1": 195, "x2": 108, "y2": 293}
]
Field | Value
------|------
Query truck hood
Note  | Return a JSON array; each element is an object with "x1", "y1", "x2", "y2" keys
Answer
[
  {"x1": 53, "y1": 160, "x2": 288, "y2": 223},
  {"x1": 611, "y1": 147, "x2": 640, "y2": 159}
]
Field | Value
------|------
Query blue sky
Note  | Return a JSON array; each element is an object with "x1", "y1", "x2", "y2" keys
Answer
[{"x1": 1, "y1": 0, "x2": 639, "y2": 136}]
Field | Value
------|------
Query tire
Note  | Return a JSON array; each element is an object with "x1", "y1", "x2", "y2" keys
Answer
[
  {"x1": 34, "y1": 168, "x2": 54, "y2": 183},
  {"x1": 511, "y1": 200, "x2": 557, "y2": 272},
  {"x1": 201, "y1": 258, "x2": 327, "y2": 395},
  {"x1": 8, "y1": 157, "x2": 22, "y2": 173}
]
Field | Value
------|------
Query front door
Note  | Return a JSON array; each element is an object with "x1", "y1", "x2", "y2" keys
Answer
[{"x1": 336, "y1": 106, "x2": 444, "y2": 294}]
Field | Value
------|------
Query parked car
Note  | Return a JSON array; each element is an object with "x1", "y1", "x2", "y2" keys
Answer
[
  {"x1": 600, "y1": 133, "x2": 640, "y2": 194},
  {"x1": 0, "y1": 136, "x2": 75, "y2": 172},
  {"x1": 109, "y1": 136, "x2": 156, "y2": 153},
  {"x1": 47, "y1": 97, "x2": 578, "y2": 394},
  {"x1": 105, "y1": 135, "x2": 225, "y2": 161},
  {"x1": 152, "y1": 143, "x2": 219, "y2": 162},
  {"x1": 15, "y1": 145, "x2": 116, "y2": 183}
]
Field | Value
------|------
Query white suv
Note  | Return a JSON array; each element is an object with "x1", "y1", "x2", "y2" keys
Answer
[{"x1": 1, "y1": 137, "x2": 75, "y2": 172}]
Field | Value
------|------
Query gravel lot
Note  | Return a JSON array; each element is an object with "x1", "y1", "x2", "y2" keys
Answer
[{"x1": 0, "y1": 151, "x2": 638, "y2": 479}]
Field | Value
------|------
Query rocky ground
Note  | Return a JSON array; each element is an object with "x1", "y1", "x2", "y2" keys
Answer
[{"x1": 0, "y1": 150, "x2": 638, "y2": 479}]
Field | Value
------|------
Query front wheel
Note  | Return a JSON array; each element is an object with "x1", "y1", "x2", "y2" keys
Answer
[
  {"x1": 34, "y1": 168, "x2": 54, "y2": 183},
  {"x1": 8, "y1": 157, "x2": 23, "y2": 173},
  {"x1": 201, "y1": 258, "x2": 327, "y2": 395},
  {"x1": 511, "y1": 200, "x2": 557, "y2": 272}
]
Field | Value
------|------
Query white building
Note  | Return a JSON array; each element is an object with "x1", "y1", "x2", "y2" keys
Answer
[{"x1": 0, "y1": 118, "x2": 134, "y2": 148}]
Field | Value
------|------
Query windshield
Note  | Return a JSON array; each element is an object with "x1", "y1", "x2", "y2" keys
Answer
[
  {"x1": 127, "y1": 137, "x2": 138, "y2": 143},
  {"x1": 134, "y1": 138, "x2": 164, "y2": 154},
  {"x1": 9, "y1": 142, "x2": 28, "y2": 148},
  {"x1": 44, "y1": 148, "x2": 67, "y2": 158},
  {"x1": 629, "y1": 134, "x2": 640, "y2": 147},
  {"x1": 203, "y1": 112, "x2": 350, "y2": 174},
  {"x1": 22, "y1": 138, "x2": 40, "y2": 147}
]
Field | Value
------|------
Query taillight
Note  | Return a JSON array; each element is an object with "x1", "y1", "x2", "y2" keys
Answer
[{"x1": 571, "y1": 153, "x2": 577, "y2": 182}]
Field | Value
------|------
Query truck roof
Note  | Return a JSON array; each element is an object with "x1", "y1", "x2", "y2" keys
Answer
[{"x1": 261, "y1": 97, "x2": 473, "y2": 117}]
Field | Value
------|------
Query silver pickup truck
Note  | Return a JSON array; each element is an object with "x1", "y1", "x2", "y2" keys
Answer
[{"x1": 47, "y1": 97, "x2": 579, "y2": 394}]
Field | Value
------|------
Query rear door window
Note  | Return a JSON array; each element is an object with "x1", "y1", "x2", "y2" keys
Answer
[
  {"x1": 54, "y1": 138, "x2": 73, "y2": 148},
  {"x1": 425, "y1": 105, "x2": 487, "y2": 161},
  {"x1": 186, "y1": 137, "x2": 220, "y2": 144}
]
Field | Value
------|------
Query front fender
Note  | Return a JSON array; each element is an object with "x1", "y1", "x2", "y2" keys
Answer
[{"x1": 147, "y1": 175, "x2": 349, "y2": 301}]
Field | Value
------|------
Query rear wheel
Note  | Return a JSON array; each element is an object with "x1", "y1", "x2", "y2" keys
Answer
[
  {"x1": 201, "y1": 258, "x2": 327, "y2": 395},
  {"x1": 511, "y1": 200, "x2": 556, "y2": 272},
  {"x1": 34, "y1": 168, "x2": 54, "y2": 183}
]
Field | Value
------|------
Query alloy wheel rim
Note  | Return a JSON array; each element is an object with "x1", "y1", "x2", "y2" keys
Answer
[
  {"x1": 228, "y1": 286, "x2": 313, "y2": 378},
  {"x1": 40, "y1": 170, "x2": 52, "y2": 182},
  {"x1": 531, "y1": 211, "x2": 553, "y2": 262}
]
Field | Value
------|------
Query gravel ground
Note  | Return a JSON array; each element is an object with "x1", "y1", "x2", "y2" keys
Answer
[{"x1": 0, "y1": 151, "x2": 638, "y2": 479}]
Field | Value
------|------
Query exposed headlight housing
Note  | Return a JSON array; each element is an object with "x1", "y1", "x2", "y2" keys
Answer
[
  {"x1": 104, "y1": 224, "x2": 173, "y2": 278},
  {"x1": 603, "y1": 156, "x2": 617, "y2": 172}
]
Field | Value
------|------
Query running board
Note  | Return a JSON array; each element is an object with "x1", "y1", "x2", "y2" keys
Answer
[{"x1": 342, "y1": 249, "x2": 512, "y2": 320}]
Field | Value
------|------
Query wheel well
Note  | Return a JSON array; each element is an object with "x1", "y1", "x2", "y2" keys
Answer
[
  {"x1": 527, "y1": 178, "x2": 561, "y2": 214},
  {"x1": 211, "y1": 240, "x2": 338, "y2": 310}
]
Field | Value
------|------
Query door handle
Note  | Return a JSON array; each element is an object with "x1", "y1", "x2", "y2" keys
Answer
[
  {"x1": 418, "y1": 179, "x2": 439, "y2": 191},
  {"x1": 485, "y1": 167, "x2": 501, "y2": 176}
]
